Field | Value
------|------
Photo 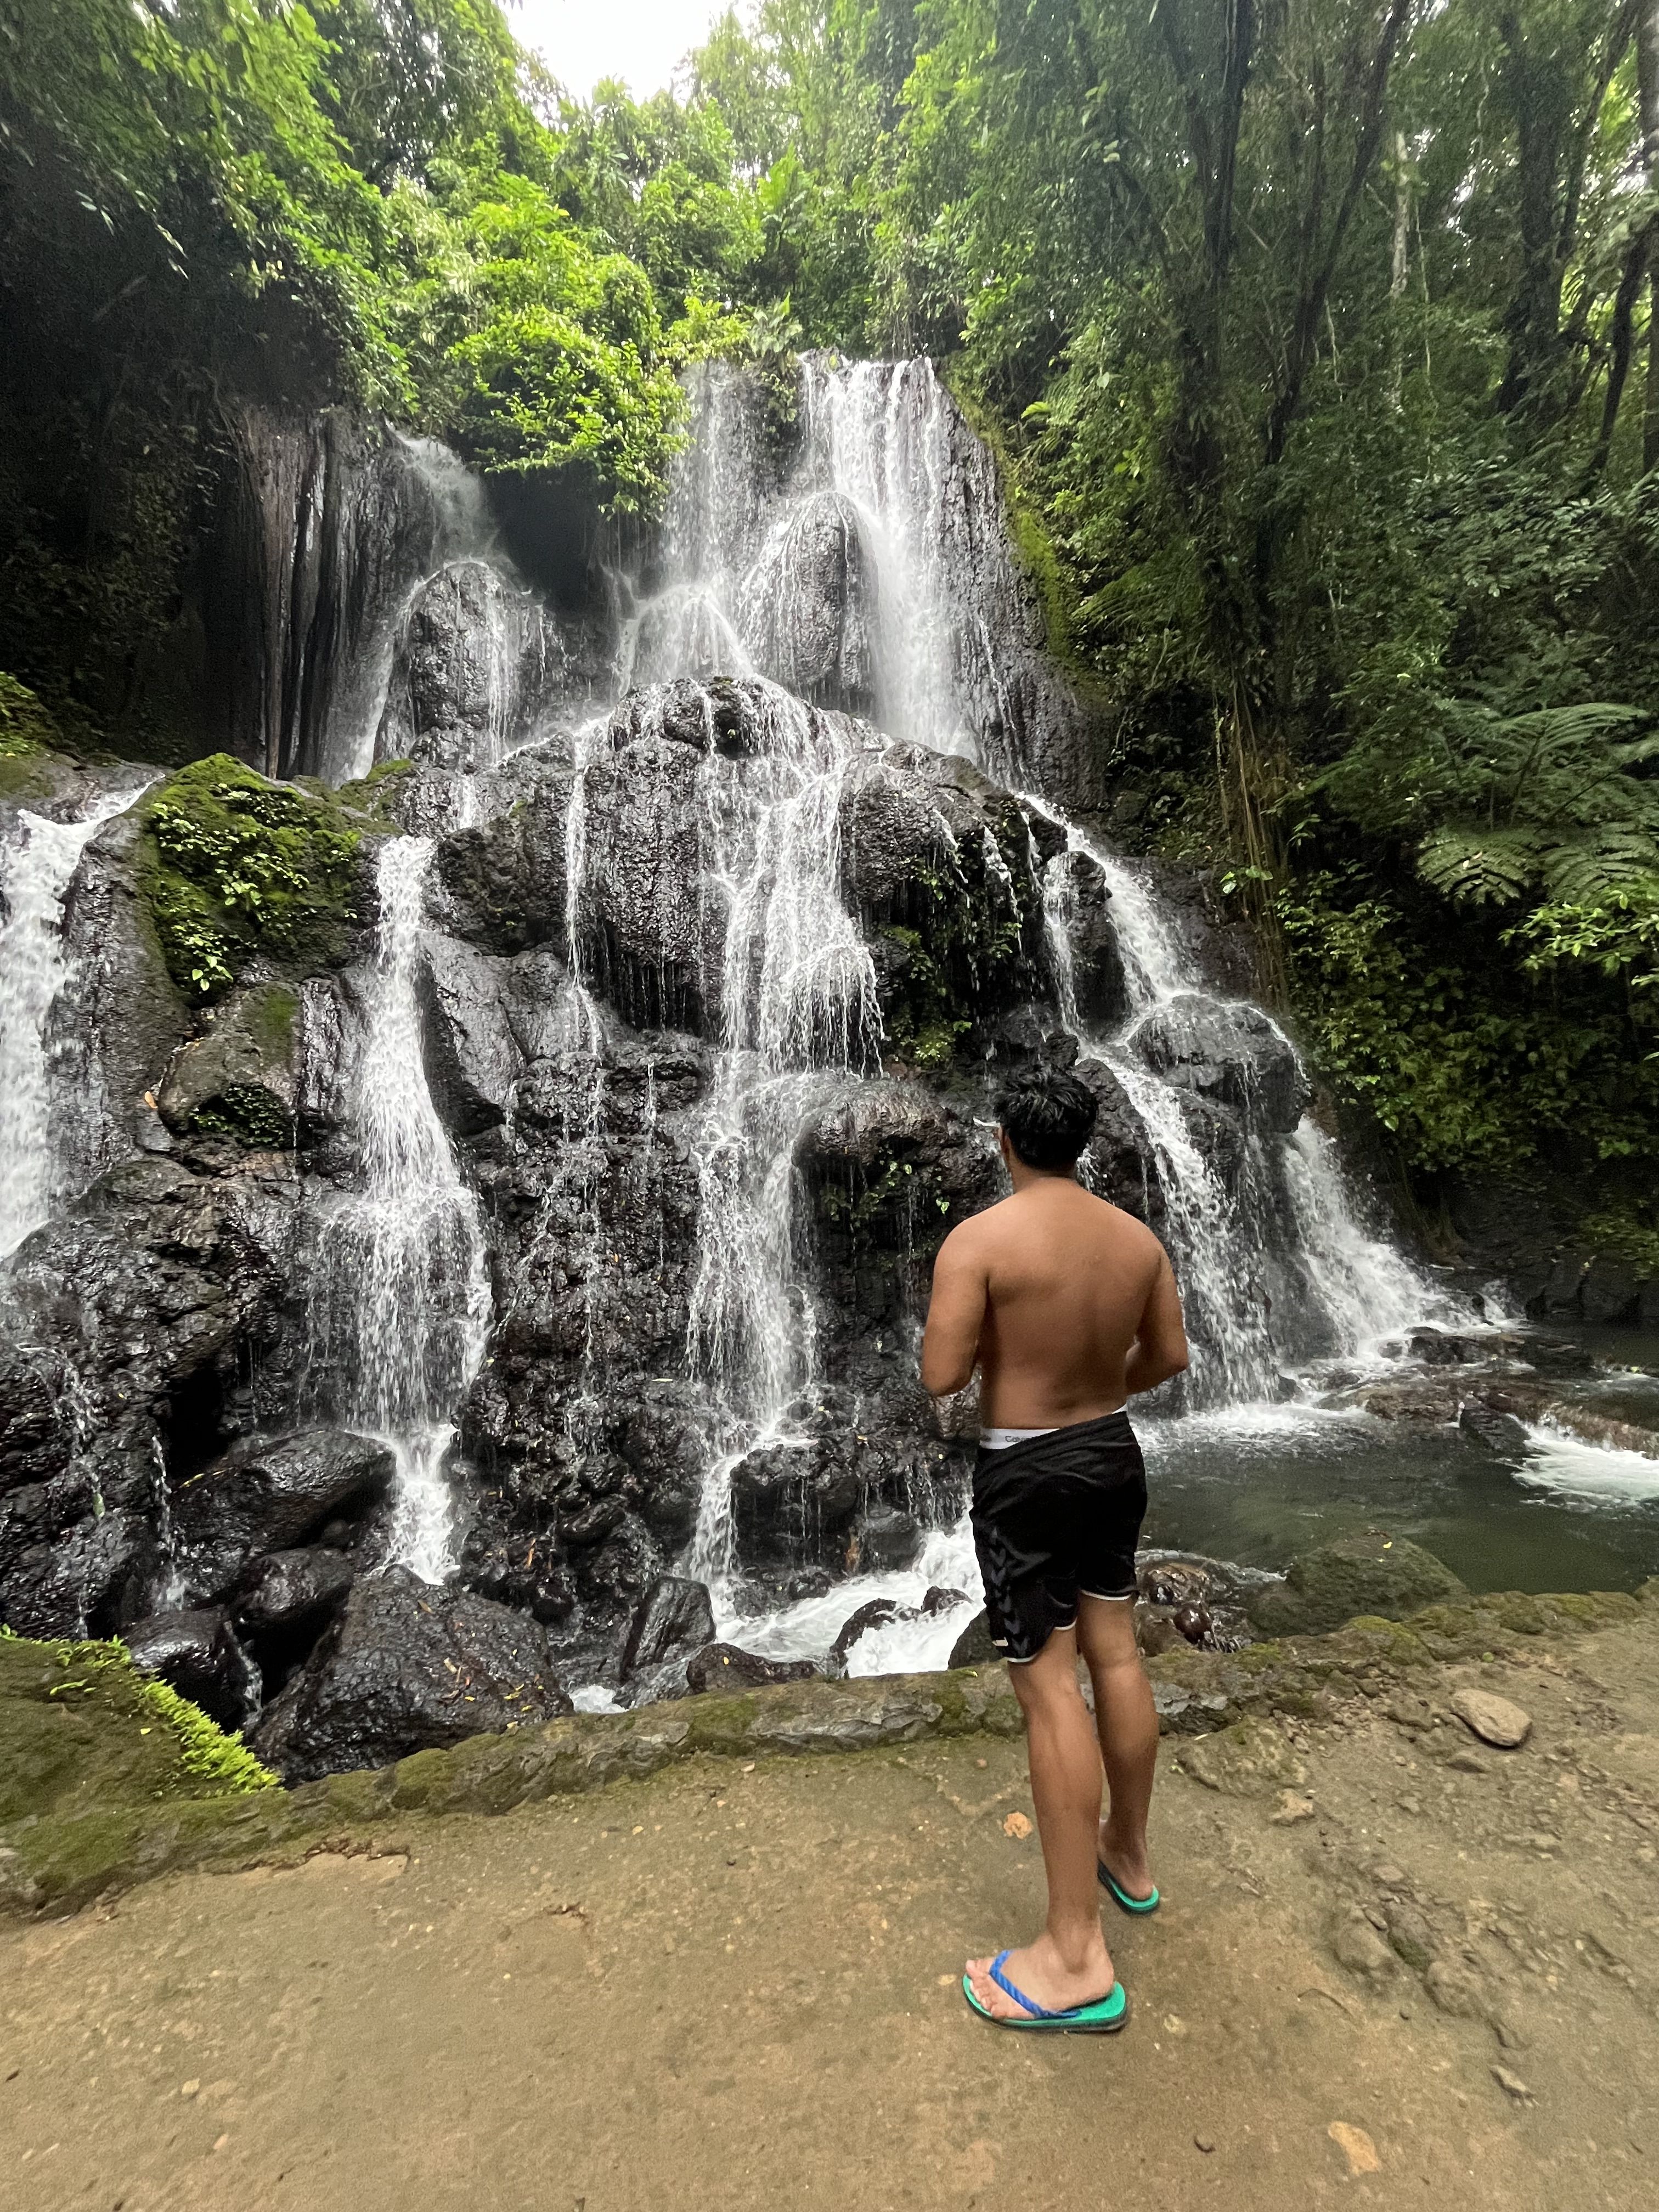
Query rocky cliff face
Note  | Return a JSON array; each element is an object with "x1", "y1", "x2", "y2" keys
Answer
[{"x1": 0, "y1": 357, "x2": 1447, "y2": 1778}]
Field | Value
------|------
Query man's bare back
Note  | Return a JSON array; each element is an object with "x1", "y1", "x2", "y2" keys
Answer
[{"x1": 921, "y1": 1173, "x2": 1188, "y2": 1423}]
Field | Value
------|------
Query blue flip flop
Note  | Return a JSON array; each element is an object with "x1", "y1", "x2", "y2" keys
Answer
[
  {"x1": 962, "y1": 1951, "x2": 1130, "y2": 2034},
  {"x1": 1098, "y1": 1860, "x2": 1160, "y2": 1915}
]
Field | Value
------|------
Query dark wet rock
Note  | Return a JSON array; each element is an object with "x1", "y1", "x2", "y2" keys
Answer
[
  {"x1": 856, "y1": 1504, "x2": 921, "y2": 1572},
  {"x1": 173, "y1": 1430, "x2": 394, "y2": 1587},
  {"x1": 418, "y1": 932, "x2": 524, "y2": 1133},
  {"x1": 1173, "y1": 1602, "x2": 1214, "y2": 1645},
  {"x1": 157, "y1": 979, "x2": 300, "y2": 1146},
  {"x1": 743, "y1": 492, "x2": 875, "y2": 710},
  {"x1": 684, "y1": 1642, "x2": 820, "y2": 1692},
  {"x1": 1459, "y1": 1401, "x2": 1531, "y2": 1454},
  {"x1": 948, "y1": 1610, "x2": 999, "y2": 1667},
  {"x1": 52, "y1": 805, "x2": 193, "y2": 1192},
  {"x1": 375, "y1": 561, "x2": 552, "y2": 772},
  {"x1": 1047, "y1": 847, "x2": 1128, "y2": 1031},
  {"x1": 249, "y1": 1566, "x2": 573, "y2": 1782},
  {"x1": 1246, "y1": 1530, "x2": 1468, "y2": 1639},
  {"x1": 922, "y1": 1585, "x2": 969, "y2": 1615},
  {"x1": 573, "y1": 729, "x2": 714, "y2": 1031},
  {"x1": 831, "y1": 1598, "x2": 910, "y2": 1659},
  {"x1": 1073, "y1": 1055, "x2": 1162, "y2": 1227},
  {"x1": 234, "y1": 1548, "x2": 356, "y2": 1632},
  {"x1": 124, "y1": 1607, "x2": 261, "y2": 1731},
  {"x1": 1132, "y1": 994, "x2": 1309, "y2": 1135},
  {"x1": 620, "y1": 1575, "x2": 716, "y2": 1679},
  {"x1": 427, "y1": 751, "x2": 574, "y2": 955},
  {"x1": 1135, "y1": 1605, "x2": 1186, "y2": 1657},
  {"x1": 0, "y1": 1507, "x2": 159, "y2": 1640}
]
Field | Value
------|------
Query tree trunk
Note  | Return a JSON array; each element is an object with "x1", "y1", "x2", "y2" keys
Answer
[
  {"x1": 1640, "y1": 0, "x2": 1659, "y2": 470},
  {"x1": 1387, "y1": 129, "x2": 1410, "y2": 410}
]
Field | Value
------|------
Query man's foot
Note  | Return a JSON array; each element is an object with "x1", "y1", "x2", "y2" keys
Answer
[
  {"x1": 964, "y1": 1931, "x2": 1115, "y2": 2022},
  {"x1": 1097, "y1": 1823, "x2": 1156, "y2": 1904}
]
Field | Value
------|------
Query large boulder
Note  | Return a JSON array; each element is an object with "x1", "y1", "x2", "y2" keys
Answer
[
  {"x1": 123, "y1": 1607, "x2": 261, "y2": 1730},
  {"x1": 1047, "y1": 847, "x2": 1128, "y2": 1032},
  {"x1": 620, "y1": 1575, "x2": 716, "y2": 1679},
  {"x1": 249, "y1": 1566, "x2": 573, "y2": 1781},
  {"x1": 1246, "y1": 1529, "x2": 1468, "y2": 1639},
  {"x1": 234, "y1": 1547, "x2": 356, "y2": 1633},
  {"x1": 1132, "y1": 994, "x2": 1310, "y2": 1135},
  {"x1": 742, "y1": 492, "x2": 876, "y2": 711},
  {"x1": 172, "y1": 1430, "x2": 394, "y2": 1587},
  {"x1": 156, "y1": 979, "x2": 300, "y2": 1147},
  {"x1": 375, "y1": 561, "x2": 549, "y2": 771},
  {"x1": 571, "y1": 727, "x2": 714, "y2": 1031}
]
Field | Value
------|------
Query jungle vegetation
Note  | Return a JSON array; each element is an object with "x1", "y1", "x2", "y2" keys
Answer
[{"x1": 2, "y1": 0, "x2": 1657, "y2": 1238}]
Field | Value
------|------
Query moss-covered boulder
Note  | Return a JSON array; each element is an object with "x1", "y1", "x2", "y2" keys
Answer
[
  {"x1": 1245, "y1": 1529, "x2": 1468, "y2": 1639},
  {"x1": 156, "y1": 977, "x2": 301, "y2": 1144},
  {"x1": 0, "y1": 1632, "x2": 276, "y2": 1912},
  {"x1": 139, "y1": 754, "x2": 364, "y2": 1001}
]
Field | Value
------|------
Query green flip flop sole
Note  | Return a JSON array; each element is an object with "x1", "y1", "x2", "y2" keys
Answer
[
  {"x1": 961, "y1": 1954, "x2": 1130, "y2": 2035},
  {"x1": 1098, "y1": 1860, "x2": 1160, "y2": 1915}
]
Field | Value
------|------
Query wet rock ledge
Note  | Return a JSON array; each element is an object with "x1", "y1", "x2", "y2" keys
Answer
[{"x1": 3, "y1": 1577, "x2": 1652, "y2": 1918}]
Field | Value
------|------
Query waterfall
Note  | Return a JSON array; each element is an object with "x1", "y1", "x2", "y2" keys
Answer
[
  {"x1": 1033, "y1": 802, "x2": 1467, "y2": 1396},
  {"x1": 0, "y1": 788, "x2": 141, "y2": 1258},
  {"x1": 308, "y1": 837, "x2": 491, "y2": 1578}
]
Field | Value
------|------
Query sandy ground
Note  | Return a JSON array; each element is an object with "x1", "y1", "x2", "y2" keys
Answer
[{"x1": 5, "y1": 1613, "x2": 1658, "y2": 2212}]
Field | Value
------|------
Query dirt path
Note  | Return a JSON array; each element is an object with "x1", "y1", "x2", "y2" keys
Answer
[{"x1": 5, "y1": 1614, "x2": 1658, "y2": 2212}]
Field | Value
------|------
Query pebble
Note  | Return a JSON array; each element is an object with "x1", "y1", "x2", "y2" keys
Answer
[
  {"x1": 1327, "y1": 2121, "x2": 1381, "y2": 2176},
  {"x1": 1194, "y1": 2135, "x2": 1215, "y2": 2154},
  {"x1": 1271, "y1": 1790, "x2": 1316, "y2": 1824},
  {"x1": 1492, "y1": 2066, "x2": 1534, "y2": 2103},
  {"x1": 1451, "y1": 1688, "x2": 1532, "y2": 1749},
  {"x1": 1447, "y1": 1749, "x2": 1489, "y2": 1774}
]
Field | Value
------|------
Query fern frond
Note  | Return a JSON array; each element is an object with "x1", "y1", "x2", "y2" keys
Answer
[
  {"x1": 1417, "y1": 826, "x2": 1541, "y2": 904},
  {"x1": 1542, "y1": 831, "x2": 1659, "y2": 908}
]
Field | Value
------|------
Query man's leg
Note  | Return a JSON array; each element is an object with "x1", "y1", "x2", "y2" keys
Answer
[
  {"x1": 1077, "y1": 1593, "x2": 1159, "y2": 1901},
  {"x1": 965, "y1": 1624, "x2": 1116, "y2": 2019}
]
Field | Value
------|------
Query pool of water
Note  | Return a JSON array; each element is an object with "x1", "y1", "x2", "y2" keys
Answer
[{"x1": 1139, "y1": 1401, "x2": 1659, "y2": 1595}]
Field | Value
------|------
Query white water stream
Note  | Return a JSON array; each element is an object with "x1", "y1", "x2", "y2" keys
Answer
[
  {"x1": 308, "y1": 837, "x2": 491, "y2": 1578},
  {"x1": 0, "y1": 786, "x2": 143, "y2": 1258}
]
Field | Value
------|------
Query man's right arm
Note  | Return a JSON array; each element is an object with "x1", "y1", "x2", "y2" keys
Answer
[{"x1": 1123, "y1": 1247, "x2": 1189, "y2": 1396}]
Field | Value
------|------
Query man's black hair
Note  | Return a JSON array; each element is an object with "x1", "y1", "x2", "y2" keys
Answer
[{"x1": 994, "y1": 1064, "x2": 1098, "y2": 1171}]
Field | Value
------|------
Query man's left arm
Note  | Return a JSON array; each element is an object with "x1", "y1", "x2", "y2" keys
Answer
[{"x1": 920, "y1": 1227, "x2": 988, "y2": 1397}]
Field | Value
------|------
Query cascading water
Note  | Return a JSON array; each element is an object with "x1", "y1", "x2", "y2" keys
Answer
[
  {"x1": 0, "y1": 788, "x2": 143, "y2": 1258},
  {"x1": 622, "y1": 356, "x2": 1474, "y2": 1674},
  {"x1": 307, "y1": 836, "x2": 491, "y2": 1579}
]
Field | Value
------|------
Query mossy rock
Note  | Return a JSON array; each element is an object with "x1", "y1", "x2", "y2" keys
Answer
[
  {"x1": 0, "y1": 1633, "x2": 279, "y2": 1911},
  {"x1": 157, "y1": 979, "x2": 301, "y2": 1145},
  {"x1": 0, "y1": 670, "x2": 59, "y2": 758},
  {"x1": 1245, "y1": 1530, "x2": 1468, "y2": 1639},
  {"x1": 139, "y1": 754, "x2": 363, "y2": 1002}
]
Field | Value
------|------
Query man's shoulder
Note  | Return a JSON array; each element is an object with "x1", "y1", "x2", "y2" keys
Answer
[{"x1": 1077, "y1": 1188, "x2": 1166, "y2": 1256}]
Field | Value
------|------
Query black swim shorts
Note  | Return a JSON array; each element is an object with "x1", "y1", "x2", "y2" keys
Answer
[{"x1": 971, "y1": 1409, "x2": 1147, "y2": 1663}]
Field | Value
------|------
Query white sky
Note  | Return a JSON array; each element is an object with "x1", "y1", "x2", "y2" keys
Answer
[{"x1": 508, "y1": 0, "x2": 738, "y2": 102}]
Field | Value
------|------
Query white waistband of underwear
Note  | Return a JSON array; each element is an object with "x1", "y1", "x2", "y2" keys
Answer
[{"x1": 979, "y1": 1425, "x2": 1058, "y2": 1452}]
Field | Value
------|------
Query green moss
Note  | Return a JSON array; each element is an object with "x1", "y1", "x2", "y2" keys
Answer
[
  {"x1": 139, "y1": 754, "x2": 362, "y2": 1001},
  {"x1": 938, "y1": 368, "x2": 1114, "y2": 708},
  {"x1": 877, "y1": 819, "x2": 1031, "y2": 1071},
  {"x1": 0, "y1": 670, "x2": 55, "y2": 757},
  {"x1": 0, "y1": 1634, "x2": 274, "y2": 1833},
  {"x1": 191, "y1": 1084, "x2": 293, "y2": 1148}
]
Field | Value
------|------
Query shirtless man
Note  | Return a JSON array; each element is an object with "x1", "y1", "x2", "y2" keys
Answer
[{"x1": 921, "y1": 1064, "x2": 1189, "y2": 2033}]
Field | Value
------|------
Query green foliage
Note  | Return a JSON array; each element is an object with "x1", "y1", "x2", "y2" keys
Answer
[
  {"x1": 0, "y1": 672, "x2": 54, "y2": 757},
  {"x1": 141, "y1": 755, "x2": 360, "y2": 1000},
  {"x1": 129, "y1": 1668, "x2": 279, "y2": 1792}
]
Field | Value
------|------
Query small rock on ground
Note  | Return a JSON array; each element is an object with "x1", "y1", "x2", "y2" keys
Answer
[{"x1": 1451, "y1": 1687, "x2": 1533, "y2": 1748}]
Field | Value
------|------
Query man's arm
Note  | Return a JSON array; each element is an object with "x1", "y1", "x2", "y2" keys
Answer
[
  {"x1": 1123, "y1": 1247, "x2": 1189, "y2": 1396},
  {"x1": 920, "y1": 1227, "x2": 989, "y2": 1397}
]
